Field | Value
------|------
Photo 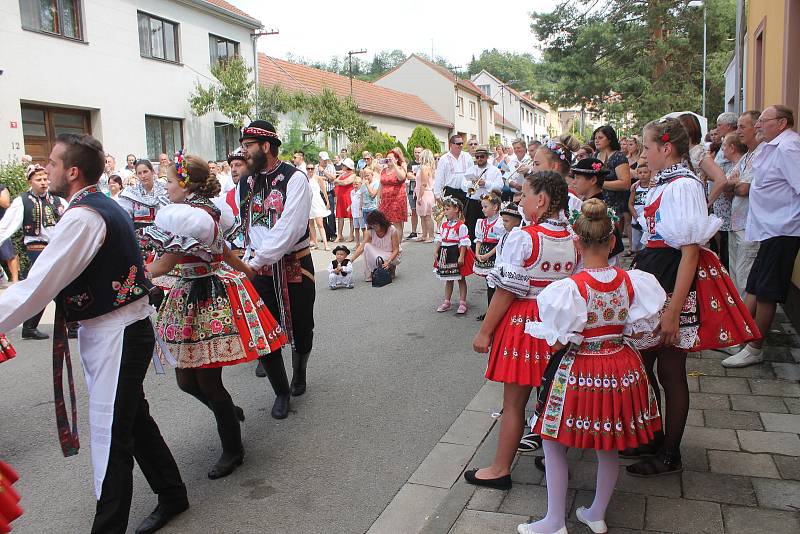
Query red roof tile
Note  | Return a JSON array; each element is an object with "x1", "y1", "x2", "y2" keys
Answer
[
  {"x1": 202, "y1": 0, "x2": 259, "y2": 22},
  {"x1": 258, "y1": 55, "x2": 452, "y2": 129}
]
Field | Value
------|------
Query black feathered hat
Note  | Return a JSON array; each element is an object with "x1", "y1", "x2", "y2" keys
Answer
[
  {"x1": 240, "y1": 120, "x2": 281, "y2": 146},
  {"x1": 570, "y1": 157, "x2": 607, "y2": 177},
  {"x1": 332, "y1": 245, "x2": 351, "y2": 255}
]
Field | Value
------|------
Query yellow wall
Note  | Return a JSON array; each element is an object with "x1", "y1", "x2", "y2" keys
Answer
[{"x1": 745, "y1": 0, "x2": 786, "y2": 107}]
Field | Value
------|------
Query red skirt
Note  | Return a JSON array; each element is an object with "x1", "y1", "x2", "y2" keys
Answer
[
  {"x1": 0, "y1": 334, "x2": 15, "y2": 364},
  {"x1": 335, "y1": 183, "x2": 354, "y2": 218},
  {"x1": 485, "y1": 298, "x2": 551, "y2": 386},
  {"x1": 534, "y1": 346, "x2": 661, "y2": 450},
  {"x1": 0, "y1": 461, "x2": 22, "y2": 533}
]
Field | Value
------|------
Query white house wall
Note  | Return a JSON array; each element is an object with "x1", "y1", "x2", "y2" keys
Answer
[
  {"x1": 0, "y1": 0, "x2": 257, "y2": 163},
  {"x1": 375, "y1": 58, "x2": 455, "y2": 126}
]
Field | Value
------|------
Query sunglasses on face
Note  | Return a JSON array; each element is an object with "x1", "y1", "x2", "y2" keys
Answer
[
  {"x1": 469, "y1": 143, "x2": 478, "y2": 146},
  {"x1": 453, "y1": 142, "x2": 464, "y2": 146}
]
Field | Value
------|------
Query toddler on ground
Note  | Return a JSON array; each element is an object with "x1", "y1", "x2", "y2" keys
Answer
[{"x1": 328, "y1": 245, "x2": 354, "y2": 289}]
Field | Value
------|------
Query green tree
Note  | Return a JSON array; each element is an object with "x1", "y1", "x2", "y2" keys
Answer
[
  {"x1": 295, "y1": 88, "x2": 371, "y2": 147},
  {"x1": 467, "y1": 49, "x2": 541, "y2": 94},
  {"x1": 0, "y1": 162, "x2": 31, "y2": 275},
  {"x1": 406, "y1": 126, "x2": 442, "y2": 154},
  {"x1": 350, "y1": 130, "x2": 409, "y2": 161},
  {"x1": 189, "y1": 56, "x2": 291, "y2": 128},
  {"x1": 279, "y1": 118, "x2": 326, "y2": 163}
]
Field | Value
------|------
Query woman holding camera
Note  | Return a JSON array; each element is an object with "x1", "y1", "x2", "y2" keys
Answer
[{"x1": 378, "y1": 148, "x2": 408, "y2": 237}]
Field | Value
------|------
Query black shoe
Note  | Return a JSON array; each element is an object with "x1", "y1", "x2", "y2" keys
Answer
[
  {"x1": 21, "y1": 328, "x2": 48, "y2": 340},
  {"x1": 476, "y1": 314, "x2": 486, "y2": 321},
  {"x1": 208, "y1": 399, "x2": 244, "y2": 480},
  {"x1": 290, "y1": 351, "x2": 310, "y2": 397},
  {"x1": 534, "y1": 456, "x2": 546, "y2": 473},
  {"x1": 463, "y1": 468, "x2": 511, "y2": 490},
  {"x1": 234, "y1": 406, "x2": 245, "y2": 422},
  {"x1": 271, "y1": 394, "x2": 290, "y2": 419},
  {"x1": 208, "y1": 449, "x2": 244, "y2": 479},
  {"x1": 135, "y1": 502, "x2": 189, "y2": 534},
  {"x1": 254, "y1": 360, "x2": 266, "y2": 377},
  {"x1": 405, "y1": 232, "x2": 418, "y2": 240},
  {"x1": 262, "y1": 355, "x2": 291, "y2": 418}
]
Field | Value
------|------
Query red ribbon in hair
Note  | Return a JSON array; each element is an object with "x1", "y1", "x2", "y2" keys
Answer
[{"x1": 660, "y1": 133, "x2": 670, "y2": 142}]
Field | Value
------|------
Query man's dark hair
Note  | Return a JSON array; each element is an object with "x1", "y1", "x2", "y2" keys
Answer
[
  {"x1": 55, "y1": 133, "x2": 104, "y2": 183},
  {"x1": 449, "y1": 134, "x2": 462, "y2": 144}
]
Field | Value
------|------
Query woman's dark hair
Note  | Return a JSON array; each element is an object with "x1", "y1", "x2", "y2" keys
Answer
[
  {"x1": 592, "y1": 125, "x2": 621, "y2": 151},
  {"x1": 109, "y1": 175, "x2": 124, "y2": 188},
  {"x1": 366, "y1": 209, "x2": 390, "y2": 231},
  {"x1": 135, "y1": 158, "x2": 154, "y2": 172},
  {"x1": 55, "y1": 133, "x2": 105, "y2": 183},
  {"x1": 574, "y1": 170, "x2": 606, "y2": 189},
  {"x1": 525, "y1": 170, "x2": 568, "y2": 223},
  {"x1": 169, "y1": 154, "x2": 221, "y2": 198},
  {"x1": 678, "y1": 113, "x2": 702, "y2": 145}
]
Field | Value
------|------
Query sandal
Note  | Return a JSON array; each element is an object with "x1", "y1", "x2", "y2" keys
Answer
[
  {"x1": 437, "y1": 300, "x2": 451, "y2": 312},
  {"x1": 476, "y1": 314, "x2": 486, "y2": 322},
  {"x1": 517, "y1": 432, "x2": 542, "y2": 452},
  {"x1": 456, "y1": 301, "x2": 468, "y2": 314},
  {"x1": 626, "y1": 449, "x2": 683, "y2": 478}
]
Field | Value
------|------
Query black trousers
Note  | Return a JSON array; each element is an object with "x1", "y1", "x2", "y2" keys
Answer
[
  {"x1": 23, "y1": 249, "x2": 45, "y2": 330},
  {"x1": 251, "y1": 253, "x2": 316, "y2": 356},
  {"x1": 324, "y1": 190, "x2": 337, "y2": 240},
  {"x1": 464, "y1": 198, "x2": 483, "y2": 249},
  {"x1": 91, "y1": 319, "x2": 187, "y2": 534}
]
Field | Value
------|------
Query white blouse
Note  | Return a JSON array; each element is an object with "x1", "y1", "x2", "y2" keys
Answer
[
  {"x1": 435, "y1": 219, "x2": 471, "y2": 247},
  {"x1": 475, "y1": 215, "x2": 506, "y2": 243},
  {"x1": 525, "y1": 268, "x2": 666, "y2": 346},
  {"x1": 151, "y1": 203, "x2": 227, "y2": 260}
]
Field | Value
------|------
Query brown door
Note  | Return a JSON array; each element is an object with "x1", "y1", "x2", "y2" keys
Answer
[{"x1": 21, "y1": 105, "x2": 91, "y2": 164}]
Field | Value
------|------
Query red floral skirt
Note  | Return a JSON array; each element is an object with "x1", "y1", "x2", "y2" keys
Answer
[
  {"x1": 0, "y1": 461, "x2": 23, "y2": 532},
  {"x1": 485, "y1": 298, "x2": 551, "y2": 386},
  {"x1": 0, "y1": 334, "x2": 15, "y2": 364},
  {"x1": 534, "y1": 345, "x2": 661, "y2": 450}
]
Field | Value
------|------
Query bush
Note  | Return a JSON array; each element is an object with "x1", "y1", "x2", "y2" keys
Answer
[
  {"x1": 350, "y1": 130, "x2": 409, "y2": 161},
  {"x1": 279, "y1": 123, "x2": 326, "y2": 164},
  {"x1": 0, "y1": 162, "x2": 29, "y2": 276},
  {"x1": 406, "y1": 126, "x2": 442, "y2": 155}
]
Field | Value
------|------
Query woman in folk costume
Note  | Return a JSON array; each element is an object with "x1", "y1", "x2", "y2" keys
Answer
[
  {"x1": 624, "y1": 118, "x2": 760, "y2": 477},
  {"x1": 464, "y1": 171, "x2": 578, "y2": 491},
  {"x1": 519, "y1": 199, "x2": 664, "y2": 534},
  {"x1": 142, "y1": 153, "x2": 287, "y2": 480}
]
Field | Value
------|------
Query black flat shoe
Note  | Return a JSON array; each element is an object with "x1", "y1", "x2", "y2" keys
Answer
[
  {"x1": 534, "y1": 456, "x2": 546, "y2": 472},
  {"x1": 21, "y1": 328, "x2": 48, "y2": 340},
  {"x1": 463, "y1": 468, "x2": 511, "y2": 490},
  {"x1": 255, "y1": 360, "x2": 267, "y2": 378},
  {"x1": 135, "y1": 502, "x2": 189, "y2": 534},
  {"x1": 476, "y1": 314, "x2": 486, "y2": 321},
  {"x1": 271, "y1": 393, "x2": 290, "y2": 419},
  {"x1": 208, "y1": 449, "x2": 244, "y2": 480}
]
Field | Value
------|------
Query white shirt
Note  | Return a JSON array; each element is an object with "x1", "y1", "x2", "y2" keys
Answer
[
  {"x1": 246, "y1": 170, "x2": 313, "y2": 270},
  {"x1": 434, "y1": 151, "x2": 473, "y2": 198},
  {"x1": 747, "y1": 129, "x2": 800, "y2": 241},
  {"x1": 507, "y1": 154, "x2": 531, "y2": 187},
  {"x1": 463, "y1": 164, "x2": 504, "y2": 200},
  {"x1": 217, "y1": 172, "x2": 235, "y2": 194},
  {"x1": 0, "y1": 193, "x2": 66, "y2": 245},
  {"x1": 730, "y1": 143, "x2": 764, "y2": 233}
]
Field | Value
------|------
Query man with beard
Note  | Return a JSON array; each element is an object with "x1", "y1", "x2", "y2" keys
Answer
[
  {"x1": 237, "y1": 121, "x2": 314, "y2": 419},
  {"x1": 0, "y1": 133, "x2": 188, "y2": 534}
]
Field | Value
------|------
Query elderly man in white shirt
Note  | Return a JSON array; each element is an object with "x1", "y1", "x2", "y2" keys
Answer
[
  {"x1": 463, "y1": 145, "x2": 504, "y2": 245},
  {"x1": 723, "y1": 105, "x2": 800, "y2": 368},
  {"x1": 434, "y1": 134, "x2": 473, "y2": 206},
  {"x1": 506, "y1": 138, "x2": 532, "y2": 200}
]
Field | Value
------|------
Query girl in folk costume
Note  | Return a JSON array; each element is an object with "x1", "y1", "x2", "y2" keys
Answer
[
  {"x1": 473, "y1": 191, "x2": 505, "y2": 321},
  {"x1": 464, "y1": 171, "x2": 578, "y2": 491},
  {"x1": 519, "y1": 199, "x2": 664, "y2": 534},
  {"x1": 433, "y1": 196, "x2": 474, "y2": 314},
  {"x1": 141, "y1": 153, "x2": 287, "y2": 480},
  {"x1": 624, "y1": 118, "x2": 759, "y2": 477},
  {"x1": 570, "y1": 158, "x2": 625, "y2": 265}
]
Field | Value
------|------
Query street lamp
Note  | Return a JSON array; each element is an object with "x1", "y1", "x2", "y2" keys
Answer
[
  {"x1": 688, "y1": 0, "x2": 707, "y2": 117},
  {"x1": 347, "y1": 49, "x2": 366, "y2": 97}
]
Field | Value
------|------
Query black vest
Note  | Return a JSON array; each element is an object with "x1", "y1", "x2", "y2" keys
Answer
[
  {"x1": 57, "y1": 188, "x2": 151, "y2": 321},
  {"x1": 239, "y1": 161, "x2": 310, "y2": 249},
  {"x1": 21, "y1": 191, "x2": 64, "y2": 238}
]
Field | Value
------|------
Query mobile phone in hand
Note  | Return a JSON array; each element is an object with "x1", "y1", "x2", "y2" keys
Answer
[{"x1": 379, "y1": 158, "x2": 390, "y2": 165}]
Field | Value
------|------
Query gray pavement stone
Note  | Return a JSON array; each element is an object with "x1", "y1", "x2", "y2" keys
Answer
[
  {"x1": 682, "y1": 426, "x2": 739, "y2": 451},
  {"x1": 499, "y1": 483, "x2": 566, "y2": 517},
  {"x1": 738, "y1": 430, "x2": 800, "y2": 456},
  {"x1": 690, "y1": 392, "x2": 730, "y2": 410},
  {"x1": 686, "y1": 408, "x2": 704, "y2": 427},
  {"x1": 440, "y1": 410, "x2": 497, "y2": 447},
  {"x1": 730, "y1": 394, "x2": 789, "y2": 413},
  {"x1": 760, "y1": 412, "x2": 800, "y2": 434},
  {"x1": 792, "y1": 348, "x2": 800, "y2": 364},
  {"x1": 682, "y1": 471, "x2": 756, "y2": 506},
  {"x1": 408, "y1": 442, "x2": 476, "y2": 489},
  {"x1": 465, "y1": 381, "x2": 504, "y2": 413},
  {"x1": 367, "y1": 483, "x2": 448, "y2": 534},
  {"x1": 708, "y1": 450, "x2": 780, "y2": 478},
  {"x1": 725, "y1": 363, "x2": 777, "y2": 379},
  {"x1": 751, "y1": 478, "x2": 800, "y2": 511},
  {"x1": 703, "y1": 409, "x2": 764, "y2": 430},
  {"x1": 687, "y1": 358, "x2": 726, "y2": 376},
  {"x1": 774, "y1": 455, "x2": 800, "y2": 481},
  {"x1": 616, "y1": 466, "x2": 682, "y2": 497},
  {"x1": 772, "y1": 362, "x2": 800, "y2": 381},
  {"x1": 699, "y1": 376, "x2": 751, "y2": 395},
  {"x1": 419, "y1": 479, "x2": 475, "y2": 534},
  {"x1": 723, "y1": 505, "x2": 800, "y2": 534},
  {"x1": 681, "y1": 446, "x2": 710, "y2": 472},
  {"x1": 749, "y1": 378, "x2": 800, "y2": 398},
  {"x1": 644, "y1": 496, "x2": 723, "y2": 534},
  {"x1": 511, "y1": 455, "x2": 545, "y2": 485},
  {"x1": 449, "y1": 509, "x2": 530, "y2": 534},
  {"x1": 466, "y1": 487, "x2": 505, "y2": 513},
  {"x1": 688, "y1": 376, "x2": 699, "y2": 392},
  {"x1": 786, "y1": 398, "x2": 800, "y2": 414},
  {"x1": 571, "y1": 490, "x2": 645, "y2": 530}
]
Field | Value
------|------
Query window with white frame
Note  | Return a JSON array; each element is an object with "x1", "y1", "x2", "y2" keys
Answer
[
  {"x1": 469, "y1": 101, "x2": 476, "y2": 120},
  {"x1": 20, "y1": 0, "x2": 83, "y2": 40},
  {"x1": 145, "y1": 115, "x2": 183, "y2": 160},
  {"x1": 209, "y1": 34, "x2": 239, "y2": 65},
  {"x1": 138, "y1": 11, "x2": 180, "y2": 63},
  {"x1": 457, "y1": 97, "x2": 464, "y2": 116}
]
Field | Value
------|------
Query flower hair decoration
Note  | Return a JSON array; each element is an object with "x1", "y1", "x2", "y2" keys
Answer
[
  {"x1": 591, "y1": 162, "x2": 602, "y2": 172},
  {"x1": 545, "y1": 139, "x2": 567, "y2": 160},
  {"x1": 174, "y1": 150, "x2": 190, "y2": 187},
  {"x1": 660, "y1": 132, "x2": 670, "y2": 143}
]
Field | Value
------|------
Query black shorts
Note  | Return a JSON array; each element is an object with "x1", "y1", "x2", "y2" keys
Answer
[{"x1": 745, "y1": 235, "x2": 800, "y2": 303}]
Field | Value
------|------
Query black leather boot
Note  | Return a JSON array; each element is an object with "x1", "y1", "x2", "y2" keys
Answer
[
  {"x1": 207, "y1": 399, "x2": 244, "y2": 480},
  {"x1": 254, "y1": 359, "x2": 267, "y2": 377},
  {"x1": 261, "y1": 355, "x2": 291, "y2": 419},
  {"x1": 290, "y1": 350, "x2": 311, "y2": 396}
]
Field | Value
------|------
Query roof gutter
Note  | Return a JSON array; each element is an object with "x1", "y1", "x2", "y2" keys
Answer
[{"x1": 178, "y1": 0, "x2": 263, "y2": 29}]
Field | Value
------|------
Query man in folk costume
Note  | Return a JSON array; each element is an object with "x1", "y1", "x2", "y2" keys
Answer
[
  {"x1": 237, "y1": 120, "x2": 314, "y2": 419},
  {"x1": 0, "y1": 164, "x2": 66, "y2": 340},
  {"x1": 224, "y1": 147, "x2": 247, "y2": 255},
  {"x1": 0, "y1": 134, "x2": 188, "y2": 534}
]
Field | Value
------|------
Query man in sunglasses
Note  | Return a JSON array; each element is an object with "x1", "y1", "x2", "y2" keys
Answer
[{"x1": 434, "y1": 135, "x2": 473, "y2": 206}]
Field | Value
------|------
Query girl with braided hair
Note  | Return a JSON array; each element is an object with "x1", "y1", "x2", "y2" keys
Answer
[
  {"x1": 532, "y1": 141, "x2": 583, "y2": 215},
  {"x1": 518, "y1": 198, "x2": 664, "y2": 534},
  {"x1": 464, "y1": 171, "x2": 578, "y2": 491},
  {"x1": 624, "y1": 118, "x2": 759, "y2": 477}
]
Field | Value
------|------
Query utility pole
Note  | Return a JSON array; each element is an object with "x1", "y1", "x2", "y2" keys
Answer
[
  {"x1": 733, "y1": 0, "x2": 744, "y2": 113},
  {"x1": 347, "y1": 49, "x2": 366, "y2": 97},
  {"x1": 250, "y1": 28, "x2": 279, "y2": 117}
]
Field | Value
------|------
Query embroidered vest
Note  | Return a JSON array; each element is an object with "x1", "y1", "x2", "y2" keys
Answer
[
  {"x1": 572, "y1": 268, "x2": 634, "y2": 355},
  {"x1": 22, "y1": 191, "x2": 64, "y2": 238},
  {"x1": 522, "y1": 223, "x2": 578, "y2": 294},
  {"x1": 57, "y1": 188, "x2": 151, "y2": 321},
  {"x1": 440, "y1": 220, "x2": 466, "y2": 245},
  {"x1": 479, "y1": 216, "x2": 502, "y2": 244}
]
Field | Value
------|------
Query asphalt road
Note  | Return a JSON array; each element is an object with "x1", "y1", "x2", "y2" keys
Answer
[{"x1": 1, "y1": 238, "x2": 493, "y2": 534}]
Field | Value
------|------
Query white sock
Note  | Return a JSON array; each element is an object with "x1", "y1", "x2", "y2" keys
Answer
[
  {"x1": 529, "y1": 440, "x2": 569, "y2": 532},
  {"x1": 584, "y1": 449, "x2": 619, "y2": 522}
]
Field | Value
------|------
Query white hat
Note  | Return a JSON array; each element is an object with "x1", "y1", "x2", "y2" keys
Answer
[
  {"x1": 319, "y1": 151, "x2": 330, "y2": 161},
  {"x1": 341, "y1": 158, "x2": 355, "y2": 170}
]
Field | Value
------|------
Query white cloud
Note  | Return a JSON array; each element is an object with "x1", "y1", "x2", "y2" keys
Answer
[{"x1": 233, "y1": 0, "x2": 556, "y2": 67}]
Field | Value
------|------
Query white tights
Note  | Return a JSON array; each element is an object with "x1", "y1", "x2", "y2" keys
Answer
[{"x1": 530, "y1": 441, "x2": 619, "y2": 532}]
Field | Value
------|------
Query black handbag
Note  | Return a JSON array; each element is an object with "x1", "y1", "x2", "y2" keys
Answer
[{"x1": 371, "y1": 256, "x2": 392, "y2": 287}]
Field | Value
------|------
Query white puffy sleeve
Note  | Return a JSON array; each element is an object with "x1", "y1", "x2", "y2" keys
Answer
[
  {"x1": 458, "y1": 222, "x2": 471, "y2": 247},
  {"x1": 475, "y1": 219, "x2": 486, "y2": 242},
  {"x1": 210, "y1": 195, "x2": 236, "y2": 235},
  {"x1": 568, "y1": 193, "x2": 583, "y2": 216},
  {"x1": 625, "y1": 269, "x2": 667, "y2": 335},
  {"x1": 140, "y1": 204, "x2": 216, "y2": 261},
  {"x1": 657, "y1": 179, "x2": 721, "y2": 247},
  {"x1": 486, "y1": 228, "x2": 533, "y2": 297},
  {"x1": 524, "y1": 278, "x2": 587, "y2": 345}
]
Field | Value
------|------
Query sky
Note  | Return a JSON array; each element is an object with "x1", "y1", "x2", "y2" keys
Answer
[{"x1": 233, "y1": 0, "x2": 557, "y2": 68}]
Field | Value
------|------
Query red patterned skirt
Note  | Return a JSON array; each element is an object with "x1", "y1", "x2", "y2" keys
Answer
[
  {"x1": 633, "y1": 247, "x2": 760, "y2": 351},
  {"x1": 0, "y1": 461, "x2": 23, "y2": 532},
  {"x1": 0, "y1": 334, "x2": 15, "y2": 364},
  {"x1": 485, "y1": 298, "x2": 551, "y2": 386},
  {"x1": 534, "y1": 344, "x2": 661, "y2": 450},
  {"x1": 155, "y1": 264, "x2": 287, "y2": 368}
]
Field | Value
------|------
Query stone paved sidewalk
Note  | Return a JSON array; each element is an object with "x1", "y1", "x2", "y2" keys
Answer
[{"x1": 370, "y1": 309, "x2": 800, "y2": 534}]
